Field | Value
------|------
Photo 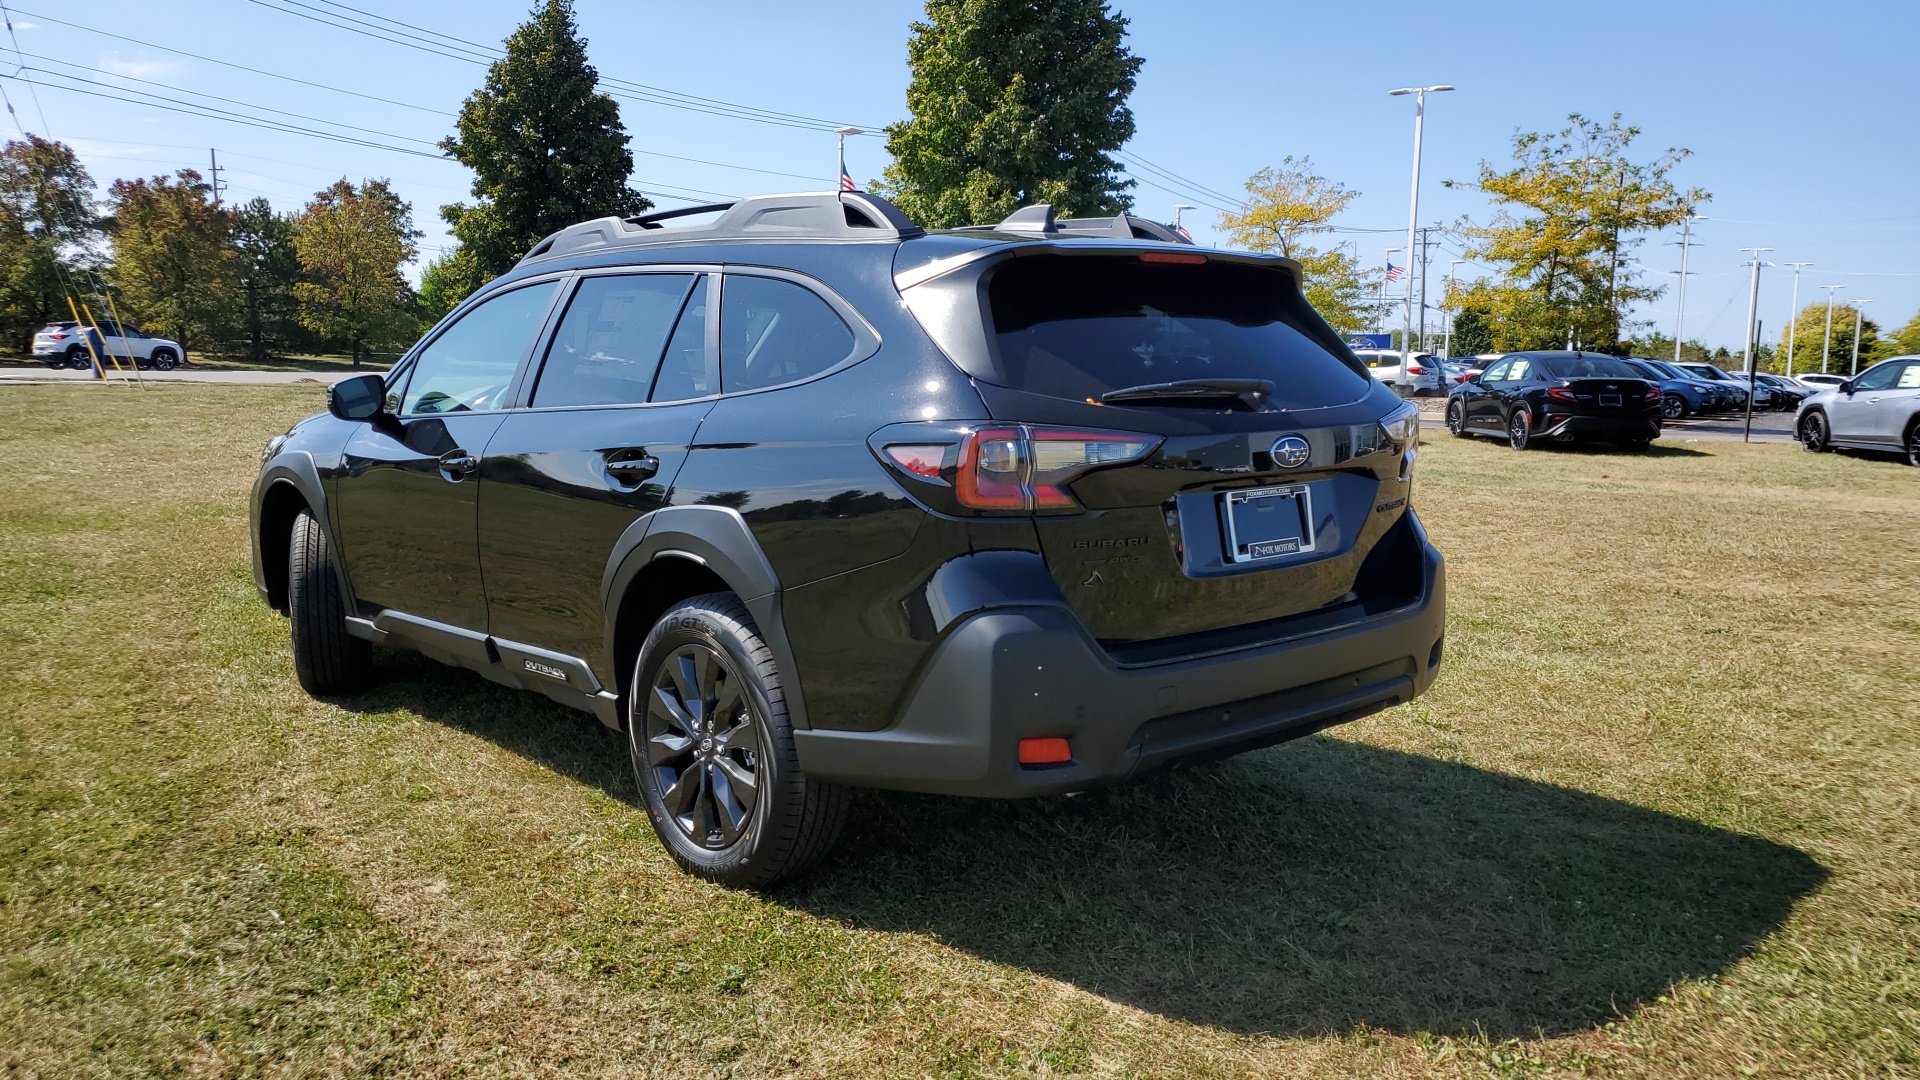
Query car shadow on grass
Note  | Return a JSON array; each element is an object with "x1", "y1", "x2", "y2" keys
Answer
[{"x1": 354, "y1": 653, "x2": 1826, "y2": 1041}]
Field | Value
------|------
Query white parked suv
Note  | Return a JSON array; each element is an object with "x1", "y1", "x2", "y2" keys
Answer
[
  {"x1": 1351, "y1": 348, "x2": 1442, "y2": 395},
  {"x1": 1794, "y1": 372, "x2": 1850, "y2": 392},
  {"x1": 32, "y1": 319, "x2": 186, "y2": 370}
]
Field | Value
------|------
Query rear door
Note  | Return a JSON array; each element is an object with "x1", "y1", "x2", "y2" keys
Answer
[
  {"x1": 907, "y1": 251, "x2": 1413, "y2": 646},
  {"x1": 478, "y1": 272, "x2": 716, "y2": 665},
  {"x1": 1860, "y1": 362, "x2": 1918, "y2": 443},
  {"x1": 1829, "y1": 361, "x2": 1901, "y2": 441},
  {"x1": 332, "y1": 279, "x2": 562, "y2": 631}
]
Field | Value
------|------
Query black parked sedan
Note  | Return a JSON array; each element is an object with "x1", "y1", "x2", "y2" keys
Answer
[{"x1": 1444, "y1": 351, "x2": 1662, "y2": 450}]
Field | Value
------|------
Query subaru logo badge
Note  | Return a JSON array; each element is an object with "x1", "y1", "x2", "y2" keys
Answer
[{"x1": 1270, "y1": 435, "x2": 1310, "y2": 469}]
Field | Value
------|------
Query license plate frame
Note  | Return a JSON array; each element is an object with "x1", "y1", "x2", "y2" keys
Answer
[
  {"x1": 1221, "y1": 484, "x2": 1315, "y2": 564},
  {"x1": 1599, "y1": 393, "x2": 1623, "y2": 407}
]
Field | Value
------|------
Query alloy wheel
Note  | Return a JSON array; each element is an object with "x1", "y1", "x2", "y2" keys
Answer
[
  {"x1": 1662, "y1": 395, "x2": 1687, "y2": 420},
  {"x1": 1508, "y1": 410, "x2": 1532, "y2": 450},
  {"x1": 1800, "y1": 412, "x2": 1828, "y2": 453},
  {"x1": 1907, "y1": 425, "x2": 1919, "y2": 468},
  {"x1": 643, "y1": 643, "x2": 761, "y2": 851},
  {"x1": 1446, "y1": 399, "x2": 1466, "y2": 437}
]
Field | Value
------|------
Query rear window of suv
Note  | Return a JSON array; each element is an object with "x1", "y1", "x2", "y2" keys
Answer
[
  {"x1": 1540, "y1": 355, "x2": 1643, "y2": 379},
  {"x1": 981, "y1": 254, "x2": 1370, "y2": 408}
]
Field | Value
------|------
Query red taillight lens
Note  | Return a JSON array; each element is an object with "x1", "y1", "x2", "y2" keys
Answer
[
  {"x1": 1406, "y1": 364, "x2": 1425, "y2": 374},
  {"x1": 49, "y1": 331, "x2": 67, "y2": 340},
  {"x1": 1547, "y1": 387, "x2": 1579, "y2": 403},
  {"x1": 1018, "y1": 737, "x2": 1072, "y2": 765},
  {"x1": 952, "y1": 425, "x2": 1159, "y2": 513},
  {"x1": 883, "y1": 444, "x2": 948, "y2": 479},
  {"x1": 1643, "y1": 386, "x2": 1662, "y2": 403},
  {"x1": 1138, "y1": 251, "x2": 1207, "y2": 265}
]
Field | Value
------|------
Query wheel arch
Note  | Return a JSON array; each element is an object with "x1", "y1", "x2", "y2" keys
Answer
[
  {"x1": 253, "y1": 455, "x2": 337, "y2": 613},
  {"x1": 601, "y1": 505, "x2": 809, "y2": 730}
]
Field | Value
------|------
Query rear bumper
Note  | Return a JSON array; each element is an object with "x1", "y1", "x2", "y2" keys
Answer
[
  {"x1": 793, "y1": 515, "x2": 1446, "y2": 798},
  {"x1": 1540, "y1": 413, "x2": 1661, "y2": 440}
]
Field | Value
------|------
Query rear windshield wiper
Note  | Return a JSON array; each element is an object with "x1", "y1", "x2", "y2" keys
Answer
[{"x1": 1099, "y1": 378, "x2": 1274, "y2": 409}]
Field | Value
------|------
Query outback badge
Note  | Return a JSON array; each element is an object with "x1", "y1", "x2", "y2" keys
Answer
[{"x1": 1270, "y1": 435, "x2": 1310, "y2": 469}]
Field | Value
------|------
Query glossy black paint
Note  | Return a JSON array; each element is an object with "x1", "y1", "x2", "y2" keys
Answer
[
  {"x1": 1448, "y1": 351, "x2": 1662, "y2": 445},
  {"x1": 251, "y1": 204, "x2": 1446, "y2": 796}
]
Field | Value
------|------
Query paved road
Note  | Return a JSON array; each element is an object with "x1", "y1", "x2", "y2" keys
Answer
[{"x1": 0, "y1": 365, "x2": 363, "y2": 385}]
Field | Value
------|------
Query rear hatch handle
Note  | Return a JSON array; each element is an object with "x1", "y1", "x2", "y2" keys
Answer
[{"x1": 1099, "y1": 378, "x2": 1274, "y2": 410}]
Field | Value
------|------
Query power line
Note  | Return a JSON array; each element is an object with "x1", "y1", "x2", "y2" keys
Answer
[
  {"x1": 10, "y1": 7, "x2": 452, "y2": 116},
  {"x1": 0, "y1": 0, "x2": 48, "y2": 134}
]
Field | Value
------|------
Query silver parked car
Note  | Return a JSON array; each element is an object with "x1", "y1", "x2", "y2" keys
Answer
[{"x1": 1796, "y1": 356, "x2": 1920, "y2": 466}]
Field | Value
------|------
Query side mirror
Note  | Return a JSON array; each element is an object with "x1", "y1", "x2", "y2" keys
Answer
[
  {"x1": 328, "y1": 373, "x2": 387, "y2": 421},
  {"x1": 1838, "y1": 380, "x2": 1854, "y2": 395}
]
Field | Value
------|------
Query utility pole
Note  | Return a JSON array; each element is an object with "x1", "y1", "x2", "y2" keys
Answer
[
  {"x1": 1390, "y1": 84, "x2": 1453, "y2": 364},
  {"x1": 1415, "y1": 225, "x2": 1437, "y2": 351},
  {"x1": 1738, "y1": 248, "x2": 1771, "y2": 443},
  {"x1": 834, "y1": 126, "x2": 862, "y2": 190},
  {"x1": 208, "y1": 148, "x2": 225, "y2": 205},
  {"x1": 1780, "y1": 261, "x2": 1812, "y2": 377},
  {"x1": 1849, "y1": 300, "x2": 1874, "y2": 376},
  {"x1": 1819, "y1": 284, "x2": 1846, "y2": 373},
  {"x1": 1671, "y1": 213, "x2": 1704, "y2": 362},
  {"x1": 1444, "y1": 258, "x2": 1464, "y2": 357}
]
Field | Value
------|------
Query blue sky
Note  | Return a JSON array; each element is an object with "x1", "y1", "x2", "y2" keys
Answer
[{"x1": 14, "y1": 0, "x2": 1919, "y2": 351}]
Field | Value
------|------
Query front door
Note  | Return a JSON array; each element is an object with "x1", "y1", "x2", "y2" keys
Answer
[
  {"x1": 1828, "y1": 360, "x2": 1903, "y2": 443},
  {"x1": 479, "y1": 271, "x2": 717, "y2": 672},
  {"x1": 1461, "y1": 358, "x2": 1507, "y2": 429},
  {"x1": 331, "y1": 279, "x2": 562, "y2": 631}
]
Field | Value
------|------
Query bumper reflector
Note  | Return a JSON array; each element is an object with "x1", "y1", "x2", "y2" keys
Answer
[{"x1": 1018, "y1": 737, "x2": 1071, "y2": 765}]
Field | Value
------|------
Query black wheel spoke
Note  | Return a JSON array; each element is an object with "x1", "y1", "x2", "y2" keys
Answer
[
  {"x1": 650, "y1": 684, "x2": 698, "y2": 737},
  {"x1": 714, "y1": 716, "x2": 758, "y2": 757},
  {"x1": 713, "y1": 754, "x2": 757, "y2": 798},
  {"x1": 644, "y1": 640, "x2": 764, "y2": 852},
  {"x1": 710, "y1": 766, "x2": 749, "y2": 845},
  {"x1": 647, "y1": 728, "x2": 693, "y2": 766}
]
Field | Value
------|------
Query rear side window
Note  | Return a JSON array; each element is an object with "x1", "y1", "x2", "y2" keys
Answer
[
  {"x1": 534, "y1": 274, "x2": 695, "y2": 407},
  {"x1": 983, "y1": 255, "x2": 1368, "y2": 408},
  {"x1": 650, "y1": 276, "x2": 714, "y2": 402},
  {"x1": 720, "y1": 275, "x2": 855, "y2": 392},
  {"x1": 1541, "y1": 355, "x2": 1642, "y2": 379}
]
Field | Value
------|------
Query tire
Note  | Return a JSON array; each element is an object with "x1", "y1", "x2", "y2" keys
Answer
[
  {"x1": 1445, "y1": 398, "x2": 1469, "y2": 438},
  {"x1": 1905, "y1": 419, "x2": 1919, "y2": 468},
  {"x1": 287, "y1": 509, "x2": 373, "y2": 696},
  {"x1": 1507, "y1": 408, "x2": 1534, "y2": 451},
  {"x1": 630, "y1": 594, "x2": 849, "y2": 889},
  {"x1": 150, "y1": 348, "x2": 178, "y2": 371},
  {"x1": 1799, "y1": 411, "x2": 1830, "y2": 454},
  {"x1": 65, "y1": 345, "x2": 91, "y2": 370},
  {"x1": 1661, "y1": 394, "x2": 1689, "y2": 420}
]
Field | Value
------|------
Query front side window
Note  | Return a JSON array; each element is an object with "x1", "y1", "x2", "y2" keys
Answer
[
  {"x1": 720, "y1": 275, "x2": 856, "y2": 392},
  {"x1": 1852, "y1": 362, "x2": 1905, "y2": 392},
  {"x1": 533, "y1": 274, "x2": 695, "y2": 408},
  {"x1": 400, "y1": 281, "x2": 558, "y2": 415}
]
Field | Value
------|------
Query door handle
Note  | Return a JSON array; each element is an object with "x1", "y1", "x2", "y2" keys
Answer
[
  {"x1": 438, "y1": 450, "x2": 478, "y2": 481},
  {"x1": 605, "y1": 451, "x2": 661, "y2": 485}
]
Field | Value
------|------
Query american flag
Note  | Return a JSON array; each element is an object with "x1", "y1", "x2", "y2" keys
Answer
[
  {"x1": 840, "y1": 162, "x2": 856, "y2": 192},
  {"x1": 1384, "y1": 261, "x2": 1404, "y2": 283}
]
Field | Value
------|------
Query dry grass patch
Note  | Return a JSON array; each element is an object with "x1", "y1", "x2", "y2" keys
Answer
[{"x1": 1, "y1": 384, "x2": 1915, "y2": 1077}]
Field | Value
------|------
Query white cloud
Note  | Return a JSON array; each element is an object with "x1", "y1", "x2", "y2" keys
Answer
[
  {"x1": 12, "y1": 21, "x2": 35, "y2": 30},
  {"x1": 97, "y1": 54, "x2": 185, "y2": 81}
]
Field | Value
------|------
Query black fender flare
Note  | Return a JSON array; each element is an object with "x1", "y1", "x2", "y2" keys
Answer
[
  {"x1": 600, "y1": 505, "x2": 810, "y2": 729},
  {"x1": 252, "y1": 452, "x2": 355, "y2": 610}
]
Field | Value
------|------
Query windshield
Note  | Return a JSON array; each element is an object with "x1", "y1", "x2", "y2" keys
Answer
[
  {"x1": 982, "y1": 254, "x2": 1370, "y2": 408},
  {"x1": 1540, "y1": 355, "x2": 1643, "y2": 379}
]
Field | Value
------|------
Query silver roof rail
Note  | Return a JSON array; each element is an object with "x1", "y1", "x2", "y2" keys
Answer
[
  {"x1": 516, "y1": 191, "x2": 925, "y2": 266},
  {"x1": 951, "y1": 203, "x2": 1192, "y2": 244}
]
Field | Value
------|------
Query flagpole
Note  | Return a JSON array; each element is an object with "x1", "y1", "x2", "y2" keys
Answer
[{"x1": 835, "y1": 126, "x2": 862, "y2": 190}]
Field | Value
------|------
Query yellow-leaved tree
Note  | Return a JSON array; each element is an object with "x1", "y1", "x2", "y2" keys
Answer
[
  {"x1": 1218, "y1": 158, "x2": 1381, "y2": 334},
  {"x1": 293, "y1": 179, "x2": 419, "y2": 367}
]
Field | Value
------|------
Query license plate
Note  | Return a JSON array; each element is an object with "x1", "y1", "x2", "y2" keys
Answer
[
  {"x1": 1222, "y1": 484, "x2": 1315, "y2": 563},
  {"x1": 1599, "y1": 393, "x2": 1622, "y2": 407}
]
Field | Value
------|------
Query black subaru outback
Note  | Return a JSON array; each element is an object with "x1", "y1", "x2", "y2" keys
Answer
[{"x1": 251, "y1": 191, "x2": 1445, "y2": 887}]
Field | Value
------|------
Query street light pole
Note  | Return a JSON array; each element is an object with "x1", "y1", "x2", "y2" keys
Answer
[
  {"x1": 1849, "y1": 300, "x2": 1874, "y2": 376},
  {"x1": 1444, "y1": 258, "x2": 1464, "y2": 357},
  {"x1": 1390, "y1": 84, "x2": 1453, "y2": 363},
  {"x1": 834, "y1": 126, "x2": 863, "y2": 189},
  {"x1": 1780, "y1": 262, "x2": 1812, "y2": 377},
  {"x1": 1672, "y1": 213, "x2": 1704, "y2": 362},
  {"x1": 1819, "y1": 284, "x2": 1847, "y2": 373},
  {"x1": 1738, "y1": 248, "x2": 1772, "y2": 444},
  {"x1": 1172, "y1": 204, "x2": 1195, "y2": 231}
]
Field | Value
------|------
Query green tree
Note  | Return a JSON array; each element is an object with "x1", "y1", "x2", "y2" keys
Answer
[
  {"x1": 1882, "y1": 308, "x2": 1920, "y2": 358},
  {"x1": 438, "y1": 0, "x2": 647, "y2": 303},
  {"x1": 1218, "y1": 158, "x2": 1380, "y2": 333},
  {"x1": 230, "y1": 197, "x2": 301, "y2": 360},
  {"x1": 1448, "y1": 305, "x2": 1494, "y2": 356},
  {"x1": 1779, "y1": 304, "x2": 1884, "y2": 376},
  {"x1": 108, "y1": 169, "x2": 233, "y2": 349},
  {"x1": 293, "y1": 179, "x2": 419, "y2": 366},
  {"x1": 1449, "y1": 114, "x2": 1705, "y2": 352},
  {"x1": 1627, "y1": 332, "x2": 1715, "y2": 364},
  {"x1": 881, "y1": 0, "x2": 1141, "y2": 228},
  {"x1": 0, "y1": 136, "x2": 102, "y2": 350}
]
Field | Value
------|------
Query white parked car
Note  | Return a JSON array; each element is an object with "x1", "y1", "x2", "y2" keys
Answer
[
  {"x1": 1351, "y1": 348, "x2": 1443, "y2": 395},
  {"x1": 1794, "y1": 372, "x2": 1850, "y2": 392},
  {"x1": 32, "y1": 319, "x2": 186, "y2": 370}
]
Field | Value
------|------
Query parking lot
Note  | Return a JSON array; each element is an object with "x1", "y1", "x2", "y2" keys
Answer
[
  {"x1": 1412, "y1": 394, "x2": 1797, "y2": 443},
  {"x1": 4, "y1": 382, "x2": 1915, "y2": 1077}
]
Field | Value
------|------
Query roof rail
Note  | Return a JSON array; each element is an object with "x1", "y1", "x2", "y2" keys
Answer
[
  {"x1": 516, "y1": 191, "x2": 925, "y2": 267},
  {"x1": 952, "y1": 203, "x2": 1191, "y2": 244}
]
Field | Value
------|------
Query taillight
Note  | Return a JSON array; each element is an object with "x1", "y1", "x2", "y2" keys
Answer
[
  {"x1": 49, "y1": 331, "x2": 67, "y2": 340},
  {"x1": 1406, "y1": 363, "x2": 1425, "y2": 374},
  {"x1": 1643, "y1": 386, "x2": 1662, "y2": 404},
  {"x1": 952, "y1": 425, "x2": 1159, "y2": 513},
  {"x1": 1547, "y1": 387, "x2": 1580, "y2": 403}
]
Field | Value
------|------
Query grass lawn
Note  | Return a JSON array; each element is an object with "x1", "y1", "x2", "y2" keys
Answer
[{"x1": 1, "y1": 383, "x2": 1915, "y2": 1078}]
